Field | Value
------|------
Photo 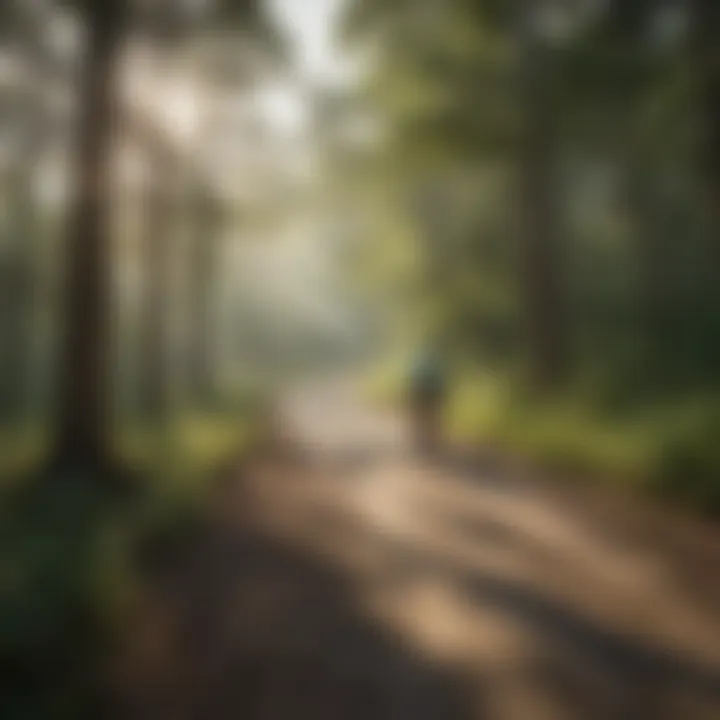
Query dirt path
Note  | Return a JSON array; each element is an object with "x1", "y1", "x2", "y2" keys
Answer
[{"x1": 118, "y1": 383, "x2": 720, "y2": 719}]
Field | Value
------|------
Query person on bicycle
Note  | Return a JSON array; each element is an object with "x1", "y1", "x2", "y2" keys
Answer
[{"x1": 407, "y1": 348, "x2": 447, "y2": 455}]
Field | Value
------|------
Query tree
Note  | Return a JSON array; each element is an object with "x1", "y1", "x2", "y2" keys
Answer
[
  {"x1": 343, "y1": 0, "x2": 573, "y2": 386},
  {"x1": 137, "y1": 146, "x2": 180, "y2": 421},
  {"x1": 186, "y1": 184, "x2": 224, "y2": 404},
  {"x1": 51, "y1": 0, "x2": 280, "y2": 472},
  {"x1": 690, "y1": 0, "x2": 720, "y2": 266},
  {"x1": 53, "y1": 0, "x2": 130, "y2": 471},
  {"x1": 516, "y1": 0, "x2": 569, "y2": 388},
  {"x1": 181, "y1": 27, "x2": 285, "y2": 407},
  {"x1": 0, "y1": 0, "x2": 62, "y2": 423}
]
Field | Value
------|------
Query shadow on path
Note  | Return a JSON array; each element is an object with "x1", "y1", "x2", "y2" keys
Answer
[
  {"x1": 118, "y1": 501, "x2": 478, "y2": 719},
  {"x1": 117, "y1": 432, "x2": 720, "y2": 720},
  {"x1": 299, "y1": 484, "x2": 720, "y2": 720}
]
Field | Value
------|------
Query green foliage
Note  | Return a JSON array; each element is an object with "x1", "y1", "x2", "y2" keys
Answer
[
  {"x1": 0, "y1": 426, "x2": 48, "y2": 485},
  {"x1": 117, "y1": 411, "x2": 253, "y2": 501},
  {"x1": 0, "y1": 476, "x2": 134, "y2": 718},
  {"x1": 0, "y1": 401, "x2": 258, "y2": 718},
  {"x1": 347, "y1": 0, "x2": 720, "y2": 511}
]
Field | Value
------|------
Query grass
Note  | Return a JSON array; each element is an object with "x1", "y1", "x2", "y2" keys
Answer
[
  {"x1": 366, "y1": 360, "x2": 720, "y2": 515},
  {"x1": 0, "y1": 407, "x2": 260, "y2": 719},
  {"x1": 118, "y1": 410, "x2": 254, "y2": 492},
  {"x1": 115, "y1": 409, "x2": 260, "y2": 551},
  {"x1": 0, "y1": 424, "x2": 48, "y2": 486},
  {"x1": 448, "y1": 373, "x2": 659, "y2": 476},
  {"x1": 454, "y1": 374, "x2": 720, "y2": 513},
  {"x1": 0, "y1": 407, "x2": 257, "y2": 511},
  {"x1": 0, "y1": 473, "x2": 136, "y2": 718}
]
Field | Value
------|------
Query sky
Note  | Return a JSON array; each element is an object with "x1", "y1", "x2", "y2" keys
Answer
[
  {"x1": 258, "y1": 0, "x2": 354, "y2": 135},
  {"x1": 222, "y1": 2, "x2": 363, "y2": 338},
  {"x1": 123, "y1": 0, "x2": 353, "y2": 143},
  {"x1": 267, "y1": 0, "x2": 347, "y2": 83}
]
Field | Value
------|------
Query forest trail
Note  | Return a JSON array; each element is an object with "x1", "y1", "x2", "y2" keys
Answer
[{"x1": 118, "y1": 381, "x2": 720, "y2": 720}]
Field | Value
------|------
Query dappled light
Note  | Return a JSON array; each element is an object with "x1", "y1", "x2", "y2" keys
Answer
[{"x1": 1, "y1": 0, "x2": 720, "y2": 718}]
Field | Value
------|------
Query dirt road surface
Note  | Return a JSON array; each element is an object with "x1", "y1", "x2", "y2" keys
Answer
[{"x1": 118, "y1": 382, "x2": 720, "y2": 719}]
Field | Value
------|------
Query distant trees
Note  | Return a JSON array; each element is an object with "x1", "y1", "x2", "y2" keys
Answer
[
  {"x1": 342, "y1": 0, "x2": 718, "y2": 393},
  {"x1": 9, "y1": 0, "x2": 719, "y2": 474},
  {"x1": 46, "y1": 0, "x2": 281, "y2": 473},
  {"x1": 0, "y1": 1, "x2": 62, "y2": 423},
  {"x1": 343, "y1": 0, "x2": 573, "y2": 387},
  {"x1": 137, "y1": 134, "x2": 179, "y2": 421},
  {"x1": 186, "y1": 185, "x2": 224, "y2": 404},
  {"x1": 516, "y1": 0, "x2": 569, "y2": 388},
  {"x1": 690, "y1": 0, "x2": 720, "y2": 263}
]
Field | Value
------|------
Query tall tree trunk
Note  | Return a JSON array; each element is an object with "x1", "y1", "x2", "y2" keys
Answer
[
  {"x1": 0, "y1": 160, "x2": 36, "y2": 422},
  {"x1": 139, "y1": 177, "x2": 175, "y2": 420},
  {"x1": 622, "y1": 156, "x2": 667, "y2": 353},
  {"x1": 517, "y1": 2, "x2": 569, "y2": 389},
  {"x1": 53, "y1": 0, "x2": 128, "y2": 470},
  {"x1": 0, "y1": 15, "x2": 48, "y2": 424},
  {"x1": 187, "y1": 188, "x2": 222, "y2": 404},
  {"x1": 691, "y1": 0, "x2": 720, "y2": 268}
]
